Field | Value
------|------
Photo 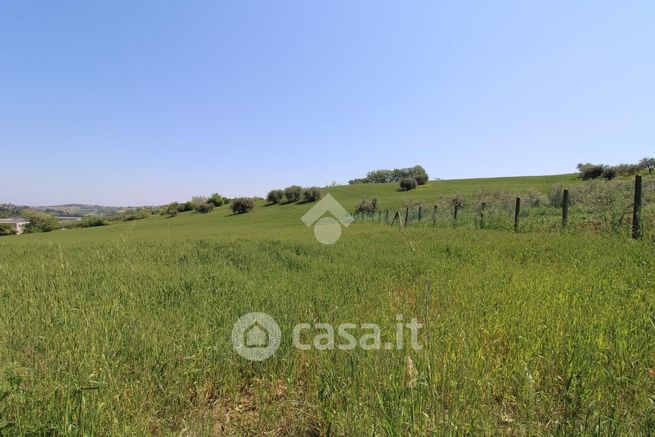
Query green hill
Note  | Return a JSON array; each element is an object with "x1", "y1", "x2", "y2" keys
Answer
[
  {"x1": 1, "y1": 172, "x2": 654, "y2": 435},
  {"x1": 1, "y1": 173, "x2": 583, "y2": 243}
]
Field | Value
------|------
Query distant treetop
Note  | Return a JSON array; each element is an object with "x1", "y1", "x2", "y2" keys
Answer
[{"x1": 349, "y1": 165, "x2": 429, "y2": 185}]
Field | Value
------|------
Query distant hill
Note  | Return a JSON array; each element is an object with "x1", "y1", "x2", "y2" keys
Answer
[
  {"x1": 33, "y1": 204, "x2": 134, "y2": 217},
  {"x1": 0, "y1": 203, "x2": 144, "y2": 218}
]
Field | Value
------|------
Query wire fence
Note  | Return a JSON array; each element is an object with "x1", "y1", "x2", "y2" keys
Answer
[{"x1": 352, "y1": 176, "x2": 655, "y2": 241}]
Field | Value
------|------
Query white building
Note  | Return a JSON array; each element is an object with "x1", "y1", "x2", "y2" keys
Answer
[{"x1": 0, "y1": 218, "x2": 30, "y2": 235}]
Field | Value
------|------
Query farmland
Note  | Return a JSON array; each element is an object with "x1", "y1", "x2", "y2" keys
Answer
[{"x1": 1, "y1": 174, "x2": 654, "y2": 435}]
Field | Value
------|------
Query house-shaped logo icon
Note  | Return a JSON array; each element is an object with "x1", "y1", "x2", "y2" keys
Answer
[
  {"x1": 244, "y1": 321, "x2": 270, "y2": 348},
  {"x1": 301, "y1": 194, "x2": 354, "y2": 245},
  {"x1": 231, "y1": 312, "x2": 281, "y2": 361}
]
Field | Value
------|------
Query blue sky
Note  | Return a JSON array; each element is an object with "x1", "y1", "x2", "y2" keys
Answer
[{"x1": 1, "y1": 1, "x2": 653, "y2": 206}]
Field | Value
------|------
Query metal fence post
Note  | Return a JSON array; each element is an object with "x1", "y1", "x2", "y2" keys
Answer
[
  {"x1": 514, "y1": 197, "x2": 521, "y2": 232},
  {"x1": 632, "y1": 175, "x2": 642, "y2": 239},
  {"x1": 562, "y1": 189, "x2": 569, "y2": 229}
]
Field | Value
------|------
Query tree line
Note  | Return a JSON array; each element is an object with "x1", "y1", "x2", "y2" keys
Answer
[
  {"x1": 348, "y1": 165, "x2": 429, "y2": 186},
  {"x1": 577, "y1": 157, "x2": 654, "y2": 180}
]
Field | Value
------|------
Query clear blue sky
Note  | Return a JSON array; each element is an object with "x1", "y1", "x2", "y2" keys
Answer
[{"x1": 1, "y1": 1, "x2": 653, "y2": 206}]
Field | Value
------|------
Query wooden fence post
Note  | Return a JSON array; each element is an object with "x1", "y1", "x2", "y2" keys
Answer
[
  {"x1": 453, "y1": 204, "x2": 459, "y2": 224},
  {"x1": 479, "y1": 202, "x2": 486, "y2": 229},
  {"x1": 514, "y1": 197, "x2": 521, "y2": 232},
  {"x1": 432, "y1": 205, "x2": 437, "y2": 225},
  {"x1": 632, "y1": 175, "x2": 642, "y2": 239},
  {"x1": 418, "y1": 206, "x2": 422, "y2": 222},
  {"x1": 562, "y1": 189, "x2": 569, "y2": 229},
  {"x1": 405, "y1": 207, "x2": 410, "y2": 227}
]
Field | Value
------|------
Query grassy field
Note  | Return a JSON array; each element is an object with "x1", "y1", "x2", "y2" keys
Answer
[{"x1": 1, "y1": 174, "x2": 654, "y2": 435}]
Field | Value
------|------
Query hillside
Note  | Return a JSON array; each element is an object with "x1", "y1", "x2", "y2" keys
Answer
[
  {"x1": 0, "y1": 172, "x2": 654, "y2": 434},
  {"x1": 2, "y1": 173, "x2": 583, "y2": 243}
]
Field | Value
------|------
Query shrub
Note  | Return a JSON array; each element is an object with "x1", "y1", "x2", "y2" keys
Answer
[
  {"x1": 0, "y1": 224, "x2": 16, "y2": 236},
  {"x1": 302, "y1": 187, "x2": 321, "y2": 202},
  {"x1": 349, "y1": 165, "x2": 430, "y2": 185},
  {"x1": 526, "y1": 192, "x2": 546, "y2": 207},
  {"x1": 549, "y1": 184, "x2": 567, "y2": 207},
  {"x1": 208, "y1": 193, "x2": 225, "y2": 207},
  {"x1": 449, "y1": 197, "x2": 465, "y2": 209},
  {"x1": 411, "y1": 165, "x2": 429, "y2": 185},
  {"x1": 195, "y1": 202, "x2": 215, "y2": 213},
  {"x1": 615, "y1": 163, "x2": 641, "y2": 176},
  {"x1": 284, "y1": 185, "x2": 303, "y2": 202},
  {"x1": 355, "y1": 198, "x2": 378, "y2": 214},
  {"x1": 640, "y1": 157, "x2": 655, "y2": 175},
  {"x1": 231, "y1": 197, "x2": 256, "y2": 214},
  {"x1": 266, "y1": 189, "x2": 284, "y2": 204},
  {"x1": 573, "y1": 180, "x2": 633, "y2": 232},
  {"x1": 191, "y1": 196, "x2": 208, "y2": 209},
  {"x1": 21, "y1": 209, "x2": 59, "y2": 233},
  {"x1": 163, "y1": 203, "x2": 179, "y2": 218},
  {"x1": 414, "y1": 173, "x2": 429, "y2": 185},
  {"x1": 177, "y1": 202, "x2": 194, "y2": 212},
  {"x1": 602, "y1": 167, "x2": 617, "y2": 180},
  {"x1": 577, "y1": 163, "x2": 605, "y2": 180},
  {"x1": 121, "y1": 208, "x2": 152, "y2": 221},
  {"x1": 399, "y1": 178, "x2": 418, "y2": 191},
  {"x1": 81, "y1": 216, "x2": 107, "y2": 228},
  {"x1": 476, "y1": 190, "x2": 515, "y2": 211}
]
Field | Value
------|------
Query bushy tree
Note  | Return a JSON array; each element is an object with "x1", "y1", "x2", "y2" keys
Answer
[
  {"x1": 399, "y1": 178, "x2": 418, "y2": 191},
  {"x1": 284, "y1": 185, "x2": 303, "y2": 202},
  {"x1": 231, "y1": 197, "x2": 256, "y2": 214},
  {"x1": 615, "y1": 163, "x2": 641, "y2": 176},
  {"x1": 349, "y1": 165, "x2": 430, "y2": 185},
  {"x1": 355, "y1": 197, "x2": 379, "y2": 214},
  {"x1": 266, "y1": 189, "x2": 284, "y2": 204},
  {"x1": 191, "y1": 195, "x2": 208, "y2": 209},
  {"x1": 302, "y1": 187, "x2": 321, "y2": 202},
  {"x1": 410, "y1": 165, "x2": 429, "y2": 185},
  {"x1": 602, "y1": 166, "x2": 617, "y2": 180},
  {"x1": 208, "y1": 193, "x2": 225, "y2": 207},
  {"x1": 163, "y1": 203, "x2": 179, "y2": 217},
  {"x1": 21, "y1": 209, "x2": 59, "y2": 233},
  {"x1": 0, "y1": 224, "x2": 16, "y2": 236},
  {"x1": 577, "y1": 163, "x2": 605, "y2": 180},
  {"x1": 178, "y1": 201, "x2": 194, "y2": 212},
  {"x1": 195, "y1": 202, "x2": 215, "y2": 213},
  {"x1": 81, "y1": 216, "x2": 107, "y2": 227},
  {"x1": 640, "y1": 157, "x2": 655, "y2": 175}
]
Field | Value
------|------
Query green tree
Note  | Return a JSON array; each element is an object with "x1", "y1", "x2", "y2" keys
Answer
[
  {"x1": 208, "y1": 193, "x2": 225, "y2": 207},
  {"x1": 399, "y1": 178, "x2": 418, "y2": 191},
  {"x1": 284, "y1": 185, "x2": 303, "y2": 202},
  {"x1": 302, "y1": 187, "x2": 321, "y2": 202},
  {"x1": 231, "y1": 197, "x2": 256, "y2": 214},
  {"x1": 640, "y1": 157, "x2": 655, "y2": 175},
  {"x1": 21, "y1": 209, "x2": 59, "y2": 233},
  {"x1": 0, "y1": 224, "x2": 16, "y2": 236},
  {"x1": 266, "y1": 189, "x2": 284, "y2": 204}
]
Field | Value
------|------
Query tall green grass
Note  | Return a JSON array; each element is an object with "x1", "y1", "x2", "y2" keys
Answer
[{"x1": 1, "y1": 219, "x2": 654, "y2": 434}]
